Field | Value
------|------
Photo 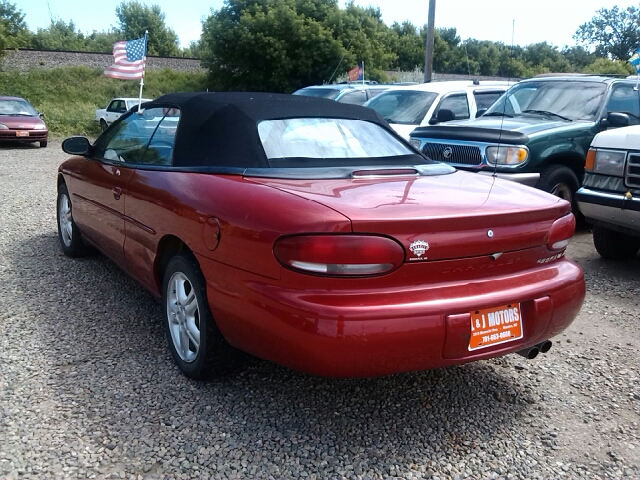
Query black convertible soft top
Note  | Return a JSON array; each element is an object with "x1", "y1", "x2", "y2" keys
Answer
[{"x1": 143, "y1": 92, "x2": 398, "y2": 168}]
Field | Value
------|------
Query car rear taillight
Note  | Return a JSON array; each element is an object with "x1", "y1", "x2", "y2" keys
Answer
[
  {"x1": 273, "y1": 235, "x2": 405, "y2": 276},
  {"x1": 547, "y1": 214, "x2": 575, "y2": 251}
]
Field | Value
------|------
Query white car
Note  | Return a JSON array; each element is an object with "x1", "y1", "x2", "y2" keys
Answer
[
  {"x1": 363, "y1": 80, "x2": 514, "y2": 139},
  {"x1": 94, "y1": 97, "x2": 152, "y2": 131},
  {"x1": 576, "y1": 124, "x2": 640, "y2": 260}
]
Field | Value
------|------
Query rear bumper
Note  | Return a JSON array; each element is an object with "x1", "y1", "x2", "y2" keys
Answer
[
  {"x1": 576, "y1": 187, "x2": 640, "y2": 233},
  {"x1": 200, "y1": 256, "x2": 585, "y2": 378}
]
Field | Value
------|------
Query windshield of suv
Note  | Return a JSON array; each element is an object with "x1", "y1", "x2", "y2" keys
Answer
[
  {"x1": 484, "y1": 81, "x2": 607, "y2": 121},
  {"x1": 292, "y1": 88, "x2": 341, "y2": 100},
  {"x1": 365, "y1": 90, "x2": 439, "y2": 125}
]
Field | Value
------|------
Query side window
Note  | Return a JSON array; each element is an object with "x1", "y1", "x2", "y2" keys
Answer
[
  {"x1": 436, "y1": 94, "x2": 470, "y2": 120},
  {"x1": 145, "y1": 108, "x2": 180, "y2": 165},
  {"x1": 474, "y1": 91, "x2": 504, "y2": 110},
  {"x1": 367, "y1": 89, "x2": 387, "y2": 100},
  {"x1": 338, "y1": 90, "x2": 368, "y2": 105},
  {"x1": 93, "y1": 106, "x2": 179, "y2": 166},
  {"x1": 106, "y1": 100, "x2": 119, "y2": 112},
  {"x1": 605, "y1": 84, "x2": 640, "y2": 124}
]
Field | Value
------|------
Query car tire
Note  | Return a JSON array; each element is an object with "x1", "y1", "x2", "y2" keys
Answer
[
  {"x1": 100, "y1": 119, "x2": 108, "y2": 132},
  {"x1": 536, "y1": 165, "x2": 580, "y2": 206},
  {"x1": 593, "y1": 226, "x2": 640, "y2": 260},
  {"x1": 40, "y1": 141, "x2": 47, "y2": 148},
  {"x1": 162, "y1": 252, "x2": 239, "y2": 380},
  {"x1": 57, "y1": 183, "x2": 88, "y2": 257}
]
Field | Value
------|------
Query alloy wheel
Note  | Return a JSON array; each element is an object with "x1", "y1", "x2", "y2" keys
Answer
[
  {"x1": 58, "y1": 193, "x2": 73, "y2": 247},
  {"x1": 166, "y1": 272, "x2": 201, "y2": 363}
]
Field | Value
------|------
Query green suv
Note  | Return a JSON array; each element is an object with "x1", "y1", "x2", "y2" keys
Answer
[{"x1": 408, "y1": 75, "x2": 639, "y2": 209}]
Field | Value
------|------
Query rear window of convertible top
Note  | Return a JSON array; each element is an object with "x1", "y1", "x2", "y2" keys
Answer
[{"x1": 257, "y1": 118, "x2": 415, "y2": 167}]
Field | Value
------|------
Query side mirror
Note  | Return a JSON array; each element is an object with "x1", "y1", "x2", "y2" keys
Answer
[
  {"x1": 62, "y1": 136, "x2": 91, "y2": 156},
  {"x1": 603, "y1": 111, "x2": 631, "y2": 128},
  {"x1": 436, "y1": 108, "x2": 455, "y2": 123},
  {"x1": 38, "y1": 112, "x2": 45, "y2": 119},
  {"x1": 475, "y1": 108, "x2": 487, "y2": 118}
]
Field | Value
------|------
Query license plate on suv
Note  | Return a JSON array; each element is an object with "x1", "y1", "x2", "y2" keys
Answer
[{"x1": 469, "y1": 303, "x2": 522, "y2": 351}]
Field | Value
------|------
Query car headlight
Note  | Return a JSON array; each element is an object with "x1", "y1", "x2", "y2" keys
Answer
[
  {"x1": 32, "y1": 124, "x2": 46, "y2": 130},
  {"x1": 485, "y1": 146, "x2": 529, "y2": 165},
  {"x1": 593, "y1": 149, "x2": 626, "y2": 176},
  {"x1": 0, "y1": 124, "x2": 8, "y2": 130},
  {"x1": 409, "y1": 138, "x2": 421, "y2": 149}
]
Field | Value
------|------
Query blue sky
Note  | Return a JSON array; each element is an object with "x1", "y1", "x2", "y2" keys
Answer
[{"x1": 18, "y1": 0, "x2": 638, "y2": 50}]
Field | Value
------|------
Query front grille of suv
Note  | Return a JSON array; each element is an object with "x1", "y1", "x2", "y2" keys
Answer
[
  {"x1": 626, "y1": 153, "x2": 640, "y2": 189},
  {"x1": 422, "y1": 142, "x2": 482, "y2": 166}
]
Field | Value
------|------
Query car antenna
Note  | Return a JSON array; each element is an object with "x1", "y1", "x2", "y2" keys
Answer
[
  {"x1": 327, "y1": 31, "x2": 358, "y2": 84},
  {"x1": 491, "y1": 19, "x2": 516, "y2": 181}
]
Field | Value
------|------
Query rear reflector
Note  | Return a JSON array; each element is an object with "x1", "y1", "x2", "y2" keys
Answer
[
  {"x1": 547, "y1": 214, "x2": 575, "y2": 251},
  {"x1": 274, "y1": 235, "x2": 405, "y2": 276}
]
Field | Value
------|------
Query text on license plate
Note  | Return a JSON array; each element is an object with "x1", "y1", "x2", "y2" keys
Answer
[
  {"x1": 468, "y1": 303, "x2": 522, "y2": 351},
  {"x1": 16, "y1": 131, "x2": 29, "y2": 137}
]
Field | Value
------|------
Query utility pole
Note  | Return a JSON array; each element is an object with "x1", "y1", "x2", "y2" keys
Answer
[{"x1": 423, "y1": 0, "x2": 436, "y2": 83}]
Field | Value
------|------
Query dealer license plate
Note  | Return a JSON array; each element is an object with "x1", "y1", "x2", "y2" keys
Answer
[
  {"x1": 468, "y1": 303, "x2": 523, "y2": 351},
  {"x1": 15, "y1": 131, "x2": 29, "y2": 137}
]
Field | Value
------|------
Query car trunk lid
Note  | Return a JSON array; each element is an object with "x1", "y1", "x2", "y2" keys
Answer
[{"x1": 251, "y1": 170, "x2": 570, "y2": 262}]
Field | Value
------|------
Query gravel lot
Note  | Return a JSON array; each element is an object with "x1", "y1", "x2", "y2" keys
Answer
[{"x1": 1, "y1": 142, "x2": 639, "y2": 480}]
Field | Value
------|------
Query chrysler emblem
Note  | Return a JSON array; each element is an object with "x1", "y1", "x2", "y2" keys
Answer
[
  {"x1": 409, "y1": 239, "x2": 429, "y2": 257},
  {"x1": 442, "y1": 146, "x2": 453, "y2": 159}
]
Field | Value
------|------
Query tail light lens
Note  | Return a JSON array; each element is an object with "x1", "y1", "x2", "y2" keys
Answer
[
  {"x1": 547, "y1": 214, "x2": 575, "y2": 251},
  {"x1": 273, "y1": 235, "x2": 405, "y2": 276}
]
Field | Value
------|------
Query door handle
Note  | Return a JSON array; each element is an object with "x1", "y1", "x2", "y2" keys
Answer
[{"x1": 112, "y1": 186, "x2": 122, "y2": 200}]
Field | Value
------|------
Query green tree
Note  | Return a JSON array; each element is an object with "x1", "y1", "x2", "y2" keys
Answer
[
  {"x1": 201, "y1": 0, "x2": 349, "y2": 92},
  {"x1": 30, "y1": 20, "x2": 87, "y2": 51},
  {"x1": 582, "y1": 57, "x2": 634, "y2": 75},
  {"x1": 521, "y1": 42, "x2": 571, "y2": 73},
  {"x1": 115, "y1": 1, "x2": 180, "y2": 56},
  {"x1": 182, "y1": 40, "x2": 204, "y2": 58},
  {"x1": 0, "y1": 23, "x2": 6, "y2": 60},
  {"x1": 574, "y1": 6, "x2": 640, "y2": 60},
  {"x1": 336, "y1": 2, "x2": 396, "y2": 81},
  {"x1": 389, "y1": 21, "x2": 423, "y2": 71},
  {"x1": 30, "y1": 19, "x2": 121, "y2": 53},
  {"x1": 0, "y1": 0, "x2": 30, "y2": 48},
  {"x1": 561, "y1": 46, "x2": 596, "y2": 71},
  {"x1": 84, "y1": 30, "x2": 121, "y2": 52}
]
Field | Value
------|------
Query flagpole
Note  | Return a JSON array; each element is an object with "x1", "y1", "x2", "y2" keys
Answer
[{"x1": 137, "y1": 30, "x2": 148, "y2": 113}]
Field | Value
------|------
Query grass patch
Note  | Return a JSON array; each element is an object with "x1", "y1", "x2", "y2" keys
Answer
[{"x1": 0, "y1": 66, "x2": 208, "y2": 137}]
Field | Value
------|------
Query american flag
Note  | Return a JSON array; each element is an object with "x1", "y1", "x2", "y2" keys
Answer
[{"x1": 104, "y1": 37, "x2": 147, "y2": 80}]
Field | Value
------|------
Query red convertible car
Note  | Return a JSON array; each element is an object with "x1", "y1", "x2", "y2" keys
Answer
[{"x1": 57, "y1": 92, "x2": 585, "y2": 379}]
